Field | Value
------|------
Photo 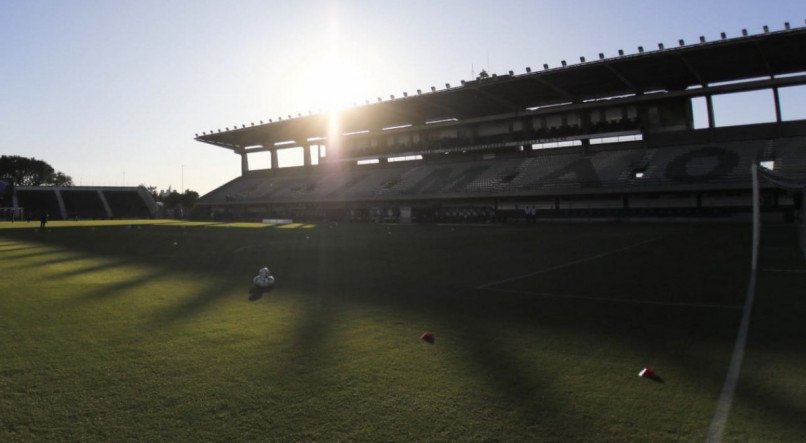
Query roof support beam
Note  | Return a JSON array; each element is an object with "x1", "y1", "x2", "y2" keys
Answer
[
  {"x1": 773, "y1": 87, "x2": 782, "y2": 123},
  {"x1": 197, "y1": 139, "x2": 241, "y2": 151},
  {"x1": 753, "y1": 41, "x2": 774, "y2": 78},
  {"x1": 375, "y1": 102, "x2": 426, "y2": 127},
  {"x1": 468, "y1": 86, "x2": 521, "y2": 113},
  {"x1": 526, "y1": 76, "x2": 575, "y2": 102},
  {"x1": 603, "y1": 63, "x2": 639, "y2": 93},
  {"x1": 676, "y1": 54, "x2": 706, "y2": 86},
  {"x1": 413, "y1": 97, "x2": 463, "y2": 120}
]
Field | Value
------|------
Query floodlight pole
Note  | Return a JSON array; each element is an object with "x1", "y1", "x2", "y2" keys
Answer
[{"x1": 181, "y1": 164, "x2": 185, "y2": 192}]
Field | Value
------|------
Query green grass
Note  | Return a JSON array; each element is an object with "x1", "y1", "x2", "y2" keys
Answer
[{"x1": 0, "y1": 220, "x2": 803, "y2": 441}]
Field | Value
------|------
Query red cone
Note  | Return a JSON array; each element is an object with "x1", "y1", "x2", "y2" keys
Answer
[
  {"x1": 638, "y1": 367, "x2": 655, "y2": 378},
  {"x1": 420, "y1": 331, "x2": 435, "y2": 344}
]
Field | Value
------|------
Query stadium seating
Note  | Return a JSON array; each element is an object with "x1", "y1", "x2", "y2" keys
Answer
[
  {"x1": 15, "y1": 189, "x2": 62, "y2": 220},
  {"x1": 61, "y1": 190, "x2": 108, "y2": 219},
  {"x1": 13, "y1": 187, "x2": 156, "y2": 220},
  {"x1": 197, "y1": 136, "x2": 806, "y2": 216},
  {"x1": 103, "y1": 190, "x2": 152, "y2": 218}
]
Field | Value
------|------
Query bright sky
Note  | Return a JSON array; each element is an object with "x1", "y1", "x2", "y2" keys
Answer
[{"x1": 1, "y1": 0, "x2": 804, "y2": 194}]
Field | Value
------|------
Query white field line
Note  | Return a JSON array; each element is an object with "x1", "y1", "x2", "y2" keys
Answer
[
  {"x1": 706, "y1": 271, "x2": 757, "y2": 442},
  {"x1": 708, "y1": 164, "x2": 758, "y2": 443},
  {"x1": 762, "y1": 268, "x2": 806, "y2": 273},
  {"x1": 475, "y1": 237, "x2": 662, "y2": 290},
  {"x1": 482, "y1": 287, "x2": 742, "y2": 310}
]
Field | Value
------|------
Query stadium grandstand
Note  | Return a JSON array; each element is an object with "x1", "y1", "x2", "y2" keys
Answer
[
  {"x1": 2, "y1": 186, "x2": 158, "y2": 221},
  {"x1": 195, "y1": 24, "x2": 806, "y2": 224}
]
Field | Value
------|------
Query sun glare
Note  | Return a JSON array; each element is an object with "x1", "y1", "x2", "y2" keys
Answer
[
  {"x1": 290, "y1": 21, "x2": 377, "y2": 162},
  {"x1": 297, "y1": 51, "x2": 370, "y2": 113},
  {"x1": 288, "y1": 49, "x2": 366, "y2": 164}
]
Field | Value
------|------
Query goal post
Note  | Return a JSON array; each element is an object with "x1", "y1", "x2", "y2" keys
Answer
[
  {"x1": 0, "y1": 207, "x2": 24, "y2": 221},
  {"x1": 709, "y1": 162, "x2": 804, "y2": 443},
  {"x1": 751, "y1": 164, "x2": 760, "y2": 271}
]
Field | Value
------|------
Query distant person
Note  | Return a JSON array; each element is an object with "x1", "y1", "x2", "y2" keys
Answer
[{"x1": 40, "y1": 212, "x2": 48, "y2": 230}]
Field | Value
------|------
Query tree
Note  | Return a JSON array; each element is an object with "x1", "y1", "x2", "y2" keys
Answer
[
  {"x1": 48, "y1": 171, "x2": 74, "y2": 186},
  {"x1": 141, "y1": 185, "x2": 158, "y2": 200},
  {"x1": 144, "y1": 185, "x2": 199, "y2": 210},
  {"x1": 0, "y1": 155, "x2": 54, "y2": 185},
  {"x1": 179, "y1": 190, "x2": 199, "y2": 209},
  {"x1": 0, "y1": 155, "x2": 73, "y2": 186}
]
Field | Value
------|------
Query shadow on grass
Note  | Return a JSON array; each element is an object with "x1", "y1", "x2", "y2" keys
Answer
[
  {"x1": 658, "y1": 325, "x2": 806, "y2": 438},
  {"x1": 69, "y1": 268, "x2": 173, "y2": 303},
  {"x1": 0, "y1": 249, "x2": 72, "y2": 264},
  {"x1": 728, "y1": 375, "x2": 806, "y2": 437},
  {"x1": 0, "y1": 246, "x2": 47, "y2": 253},
  {"x1": 150, "y1": 279, "x2": 239, "y2": 325},
  {"x1": 44, "y1": 258, "x2": 132, "y2": 281},
  {"x1": 3, "y1": 223, "x2": 804, "y2": 439},
  {"x1": 450, "y1": 316, "x2": 591, "y2": 435},
  {"x1": 248, "y1": 285, "x2": 274, "y2": 301}
]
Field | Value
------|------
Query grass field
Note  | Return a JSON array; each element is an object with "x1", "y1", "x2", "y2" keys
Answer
[{"x1": 1, "y1": 219, "x2": 804, "y2": 441}]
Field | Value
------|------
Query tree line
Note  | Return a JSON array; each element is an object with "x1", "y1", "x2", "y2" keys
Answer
[
  {"x1": 1, "y1": 155, "x2": 199, "y2": 211},
  {"x1": 0, "y1": 155, "x2": 73, "y2": 186},
  {"x1": 142, "y1": 186, "x2": 199, "y2": 211}
]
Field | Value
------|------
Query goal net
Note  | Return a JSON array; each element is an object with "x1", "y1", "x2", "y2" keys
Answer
[
  {"x1": 710, "y1": 162, "x2": 805, "y2": 442},
  {"x1": 752, "y1": 163, "x2": 806, "y2": 263},
  {"x1": 0, "y1": 207, "x2": 24, "y2": 221}
]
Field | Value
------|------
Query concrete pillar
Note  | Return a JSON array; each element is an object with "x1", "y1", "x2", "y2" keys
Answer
[
  {"x1": 773, "y1": 87, "x2": 782, "y2": 123},
  {"x1": 706, "y1": 95, "x2": 715, "y2": 129},
  {"x1": 97, "y1": 190, "x2": 113, "y2": 218},
  {"x1": 54, "y1": 189, "x2": 67, "y2": 220},
  {"x1": 303, "y1": 144, "x2": 312, "y2": 167},
  {"x1": 270, "y1": 149, "x2": 279, "y2": 169},
  {"x1": 240, "y1": 152, "x2": 249, "y2": 176}
]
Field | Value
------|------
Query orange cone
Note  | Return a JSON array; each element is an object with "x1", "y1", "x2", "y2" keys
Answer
[
  {"x1": 420, "y1": 331, "x2": 435, "y2": 344},
  {"x1": 638, "y1": 367, "x2": 655, "y2": 378}
]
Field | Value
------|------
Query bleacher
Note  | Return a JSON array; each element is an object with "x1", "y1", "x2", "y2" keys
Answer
[
  {"x1": 103, "y1": 189, "x2": 152, "y2": 218},
  {"x1": 15, "y1": 189, "x2": 62, "y2": 220},
  {"x1": 61, "y1": 190, "x2": 107, "y2": 219},
  {"x1": 198, "y1": 136, "x2": 806, "y2": 207},
  {"x1": 12, "y1": 186, "x2": 156, "y2": 220}
]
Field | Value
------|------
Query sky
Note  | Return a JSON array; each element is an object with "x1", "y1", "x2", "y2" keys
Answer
[{"x1": 1, "y1": 0, "x2": 804, "y2": 194}]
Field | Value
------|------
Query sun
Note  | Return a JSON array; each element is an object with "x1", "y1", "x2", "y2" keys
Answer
[
  {"x1": 296, "y1": 50, "x2": 371, "y2": 113},
  {"x1": 295, "y1": 43, "x2": 372, "y2": 160},
  {"x1": 289, "y1": 21, "x2": 377, "y2": 160}
]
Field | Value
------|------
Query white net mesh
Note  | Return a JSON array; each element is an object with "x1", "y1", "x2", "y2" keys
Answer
[
  {"x1": 0, "y1": 207, "x2": 23, "y2": 221},
  {"x1": 757, "y1": 166, "x2": 806, "y2": 259}
]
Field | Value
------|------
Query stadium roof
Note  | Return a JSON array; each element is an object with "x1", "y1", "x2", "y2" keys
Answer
[{"x1": 197, "y1": 25, "x2": 806, "y2": 150}]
